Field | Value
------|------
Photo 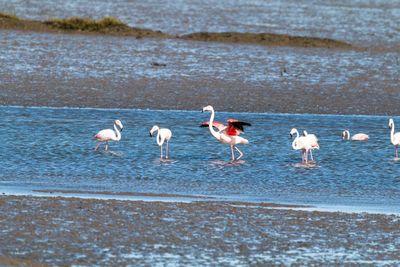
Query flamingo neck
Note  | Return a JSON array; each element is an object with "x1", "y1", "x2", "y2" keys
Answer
[
  {"x1": 208, "y1": 108, "x2": 221, "y2": 140},
  {"x1": 156, "y1": 130, "x2": 163, "y2": 146},
  {"x1": 292, "y1": 129, "x2": 300, "y2": 149},
  {"x1": 114, "y1": 124, "x2": 121, "y2": 141},
  {"x1": 390, "y1": 123, "x2": 395, "y2": 143},
  {"x1": 344, "y1": 130, "x2": 350, "y2": 140}
]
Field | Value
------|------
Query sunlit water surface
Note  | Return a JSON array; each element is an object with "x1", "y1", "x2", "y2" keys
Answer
[{"x1": 1, "y1": 106, "x2": 399, "y2": 213}]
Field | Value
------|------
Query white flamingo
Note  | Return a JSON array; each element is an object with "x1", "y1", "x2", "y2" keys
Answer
[
  {"x1": 290, "y1": 128, "x2": 318, "y2": 163},
  {"x1": 388, "y1": 118, "x2": 400, "y2": 159},
  {"x1": 342, "y1": 130, "x2": 369, "y2": 141},
  {"x1": 202, "y1": 105, "x2": 250, "y2": 161},
  {"x1": 302, "y1": 130, "x2": 320, "y2": 162},
  {"x1": 94, "y1": 120, "x2": 123, "y2": 151},
  {"x1": 290, "y1": 128, "x2": 308, "y2": 163},
  {"x1": 150, "y1": 125, "x2": 172, "y2": 159}
]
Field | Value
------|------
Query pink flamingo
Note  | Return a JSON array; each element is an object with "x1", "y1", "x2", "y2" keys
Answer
[
  {"x1": 342, "y1": 130, "x2": 369, "y2": 141},
  {"x1": 149, "y1": 125, "x2": 172, "y2": 159},
  {"x1": 290, "y1": 128, "x2": 319, "y2": 163},
  {"x1": 302, "y1": 130, "x2": 320, "y2": 162},
  {"x1": 94, "y1": 120, "x2": 123, "y2": 150},
  {"x1": 201, "y1": 105, "x2": 251, "y2": 161},
  {"x1": 388, "y1": 118, "x2": 400, "y2": 159}
]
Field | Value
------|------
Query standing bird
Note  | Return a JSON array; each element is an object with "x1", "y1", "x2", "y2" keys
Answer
[
  {"x1": 290, "y1": 128, "x2": 318, "y2": 163},
  {"x1": 201, "y1": 105, "x2": 251, "y2": 161},
  {"x1": 388, "y1": 118, "x2": 400, "y2": 159},
  {"x1": 94, "y1": 120, "x2": 123, "y2": 151},
  {"x1": 290, "y1": 128, "x2": 309, "y2": 163},
  {"x1": 149, "y1": 125, "x2": 172, "y2": 159},
  {"x1": 342, "y1": 130, "x2": 369, "y2": 141},
  {"x1": 302, "y1": 130, "x2": 320, "y2": 162}
]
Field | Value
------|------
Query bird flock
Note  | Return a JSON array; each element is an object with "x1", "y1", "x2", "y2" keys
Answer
[{"x1": 93, "y1": 105, "x2": 400, "y2": 163}]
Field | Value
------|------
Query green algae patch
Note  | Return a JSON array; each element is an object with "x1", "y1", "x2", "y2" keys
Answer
[
  {"x1": 44, "y1": 16, "x2": 128, "y2": 32},
  {"x1": 0, "y1": 14, "x2": 353, "y2": 49},
  {"x1": 0, "y1": 12, "x2": 19, "y2": 20},
  {"x1": 0, "y1": 14, "x2": 171, "y2": 38},
  {"x1": 180, "y1": 32, "x2": 353, "y2": 49}
]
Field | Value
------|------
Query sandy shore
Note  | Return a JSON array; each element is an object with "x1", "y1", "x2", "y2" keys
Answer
[
  {"x1": 0, "y1": 195, "x2": 399, "y2": 265},
  {"x1": 2, "y1": 77, "x2": 400, "y2": 115}
]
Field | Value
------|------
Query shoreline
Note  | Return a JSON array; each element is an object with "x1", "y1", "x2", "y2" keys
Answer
[
  {"x1": 1, "y1": 104, "x2": 397, "y2": 118},
  {"x1": 1, "y1": 186, "x2": 399, "y2": 216}
]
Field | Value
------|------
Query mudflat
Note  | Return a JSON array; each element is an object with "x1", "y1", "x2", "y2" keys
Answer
[{"x1": 0, "y1": 195, "x2": 399, "y2": 265}]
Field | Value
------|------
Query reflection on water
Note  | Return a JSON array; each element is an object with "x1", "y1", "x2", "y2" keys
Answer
[{"x1": 1, "y1": 106, "x2": 399, "y2": 212}]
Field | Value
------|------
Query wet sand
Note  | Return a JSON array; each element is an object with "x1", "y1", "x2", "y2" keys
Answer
[
  {"x1": 0, "y1": 195, "x2": 399, "y2": 265},
  {"x1": 2, "y1": 76, "x2": 399, "y2": 115}
]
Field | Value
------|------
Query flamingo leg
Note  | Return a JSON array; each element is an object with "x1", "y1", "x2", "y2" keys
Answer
[
  {"x1": 310, "y1": 149, "x2": 314, "y2": 161},
  {"x1": 105, "y1": 142, "x2": 109, "y2": 151},
  {"x1": 304, "y1": 150, "x2": 309, "y2": 163},
  {"x1": 396, "y1": 145, "x2": 398, "y2": 159},
  {"x1": 166, "y1": 141, "x2": 169, "y2": 159},
  {"x1": 95, "y1": 142, "x2": 101, "y2": 151},
  {"x1": 235, "y1": 146, "x2": 244, "y2": 160},
  {"x1": 230, "y1": 145, "x2": 235, "y2": 161},
  {"x1": 160, "y1": 145, "x2": 163, "y2": 159}
]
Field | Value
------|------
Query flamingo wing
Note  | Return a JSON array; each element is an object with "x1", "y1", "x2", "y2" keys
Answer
[
  {"x1": 226, "y1": 119, "x2": 251, "y2": 136},
  {"x1": 352, "y1": 133, "x2": 369, "y2": 141},
  {"x1": 200, "y1": 121, "x2": 226, "y2": 131},
  {"x1": 94, "y1": 129, "x2": 116, "y2": 141}
]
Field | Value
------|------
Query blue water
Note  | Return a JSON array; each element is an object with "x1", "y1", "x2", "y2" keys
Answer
[{"x1": 1, "y1": 106, "x2": 399, "y2": 213}]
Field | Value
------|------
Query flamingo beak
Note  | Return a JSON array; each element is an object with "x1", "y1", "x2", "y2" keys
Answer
[
  {"x1": 149, "y1": 132, "x2": 152, "y2": 137},
  {"x1": 289, "y1": 133, "x2": 293, "y2": 138}
]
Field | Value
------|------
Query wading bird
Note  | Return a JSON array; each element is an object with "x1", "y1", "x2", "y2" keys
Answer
[
  {"x1": 302, "y1": 130, "x2": 320, "y2": 162},
  {"x1": 290, "y1": 128, "x2": 318, "y2": 163},
  {"x1": 201, "y1": 105, "x2": 251, "y2": 161},
  {"x1": 94, "y1": 120, "x2": 123, "y2": 151},
  {"x1": 149, "y1": 125, "x2": 172, "y2": 159},
  {"x1": 342, "y1": 130, "x2": 369, "y2": 141},
  {"x1": 388, "y1": 118, "x2": 400, "y2": 159}
]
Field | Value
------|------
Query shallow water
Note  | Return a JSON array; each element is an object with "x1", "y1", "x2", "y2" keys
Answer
[
  {"x1": 1, "y1": 106, "x2": 399, "y2": 213},
  {"x1": 2, "y1": 0, "x2": 400, "y2": 47}
]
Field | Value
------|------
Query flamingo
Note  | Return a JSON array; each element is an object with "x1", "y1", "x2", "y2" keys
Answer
[
  {"x1": 94, "y1": 120, "x2": 123, "y2": 151},
  {"x1": 202, "y1": 105, "x2": 251, "y2": 161},
  {"x1": 290, "y1": 128, "x2": 309, "y2": 163},
  {"x1": 388, "y1": 118, "x2": 400, "y2": 159},
  {"x1": 149, "y1": 125, "x2": 172, "y2": 159},
  {"x1": 342, "y1": 130, "x2": 369, "y2": 141},
  {"x1": 290, "y1": 128, "x2": 317, "y2": 163},
  {"x1": 302, "y1": 130, "x2": 320, "y2": 162}
]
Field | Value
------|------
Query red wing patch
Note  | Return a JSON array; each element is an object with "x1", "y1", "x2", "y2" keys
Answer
[{"x1": 226, "y1": 119, "x2": 251, "y2": 135}]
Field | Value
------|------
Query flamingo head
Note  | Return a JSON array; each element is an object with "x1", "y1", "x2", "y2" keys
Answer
[
  {"x1": 302, "y1": 130, "x2": 308, "y2": 136},
  {"x1": 289, "y1": 128, "x2": 298, "y2": 138},
  {"x1": 342, "y1": 130, "x2": 350, "y2": 140},
  {"x1": 114, "y1": 120, "x2": 123, "y2": 131},
  {"x1": 389, "y1": 118, "x2": 394, "y2": 129},
  {"x1": 202, "y1": 105, "x2": 214, "y2": 113},
  {"x1": 149, "y1": 125, "x2": 159, "y2": 137}
]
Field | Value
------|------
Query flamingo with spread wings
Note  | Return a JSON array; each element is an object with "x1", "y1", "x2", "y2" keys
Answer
[{"x1": 201, "y1": 105, "x2": 251, "y2": 161}]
